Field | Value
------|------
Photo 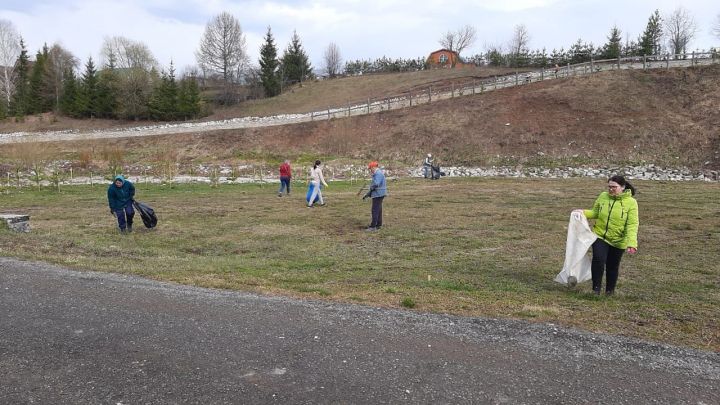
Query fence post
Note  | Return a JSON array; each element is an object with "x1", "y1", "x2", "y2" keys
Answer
[
  {"x1": 472, "y1": 80, "x2": 475, "y2": 95},
  {"x1": 692, "y1": 51, "x2": 695, "y2": 66},
  {"x1": 541, "y1": 67, "x2": 544, "y2": 80},
  {"x1": 515, "y1": 71, "x2": 519, "y2": 86},
  {"x1": 409, "y1": 92, "x2": 412, "y2": 106},
  {"x1": 451, "y1": 82, "x2": 454, "y2": 97},
  {"x1": 643, "y1": 55, "x2": 647, "y2": 69},
  {"x1": 347, "y1": 101, "x2": 350, "y2": 117},
  {"x1": 327, "y1": 106, "x2": 330, "y2": 119},
  {"x1": 480, "y1": 81, "x2": 484, "y2": 92},
  {"x1": 311, "y1": 111, "x2": 314, "y2": 121},
  {"x1": 666, "y1": 54, "x2": 670, "y2": 69},
  {"x1": 590, "y1": 58, "x2": 594, "y2": 73},
  {"x1": 617, "y1": 57, "x2": 620, "y2": 69},
  {"x1": 387, "y1": 97, "x2": 390, "y2": 110},
  {"x1": 367, "y1": 98, "x2": 370, "y2": 114},
  {"x1": 566, "y1": 63, "x2": 570, "y2": 76},
  {"x1": 428, "y1": 86, "x2": 432, "y2": 103},
  {"x1": 494, "y1": 75, "x2": 497, "y2": 89}
]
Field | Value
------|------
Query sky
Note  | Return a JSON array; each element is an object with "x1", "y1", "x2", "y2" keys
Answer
[{"x1": 1, "y1": 0, "x2": 718, "y2": 74}]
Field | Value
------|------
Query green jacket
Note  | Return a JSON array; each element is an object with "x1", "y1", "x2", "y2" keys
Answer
[
  {"x1": 584, "y1": 190, "x2": 639, "y2": 249},
  {"x1": 107, "y1": 175, "x2": 135, "y2": 211}
]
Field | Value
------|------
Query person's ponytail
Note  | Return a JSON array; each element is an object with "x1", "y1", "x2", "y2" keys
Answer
[
  {"x1": 313, "y1": 160, "x2": 321, "y2": 170},
  {"x1": 624, "y1": 181, "x2": 636, "y2": 196}
]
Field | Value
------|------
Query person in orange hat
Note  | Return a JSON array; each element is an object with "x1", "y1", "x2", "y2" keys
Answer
[{"x1": 363, "y1": 161, "x2": 386, "y2": 231}]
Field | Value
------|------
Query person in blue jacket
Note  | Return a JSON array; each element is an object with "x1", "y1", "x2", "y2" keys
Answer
[
  {"x1": 363, "y1": 161, "x2": 387, "y2": 231},
  {"x1": 107, "y1": 175, "x2": 135, "y2": 233}
]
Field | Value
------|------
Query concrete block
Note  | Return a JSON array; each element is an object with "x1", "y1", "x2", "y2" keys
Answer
[{"x1": 0, "y1": 214, "x2": 31, "y2": 232}]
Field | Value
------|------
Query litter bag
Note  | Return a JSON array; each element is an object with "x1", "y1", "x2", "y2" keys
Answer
[
  {"x1": 555, "y1": 211, "x2": 596, "y2": 285},
  {"x1": 132, "y1": 200, "x2": 158, "y2": 229},
  {"x1": 305, "y1": 183, "x2": 322, "y2": 204}
]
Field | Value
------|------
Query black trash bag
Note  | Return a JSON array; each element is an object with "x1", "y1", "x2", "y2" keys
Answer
[
  {"x1": 431, "y1": 164, "x2": 446, "y2": 180},
  {"x1": 132, "y1": 200, "x2": 158, "y2": 229}
]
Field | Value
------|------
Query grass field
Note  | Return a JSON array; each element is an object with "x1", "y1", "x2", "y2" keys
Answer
[{"x1": 1, "y1": 177, "x2": 718, "y2": 351}]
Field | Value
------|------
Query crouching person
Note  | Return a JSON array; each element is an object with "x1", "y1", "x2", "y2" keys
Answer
[{"x1": 108, "y1": 175, "x2": 135, "y2": 233}]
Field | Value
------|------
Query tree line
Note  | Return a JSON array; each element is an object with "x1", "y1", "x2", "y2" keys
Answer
[
  {"x1": 456, "y1": 8, "x2": 719, "y2": 68},
  {"x1": 1, "y1": 7, "x2": 719, "y2": 122}
]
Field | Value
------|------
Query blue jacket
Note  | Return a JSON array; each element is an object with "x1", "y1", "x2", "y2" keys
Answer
[
  {"x1": 369, "y1": 169, "x2": 387, "y2": 198},
  {"x1": 107, "y1": 175, "x2": 135, "y2": 210}
]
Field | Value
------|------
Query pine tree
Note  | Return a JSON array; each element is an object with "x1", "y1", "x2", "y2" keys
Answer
[
  {"x1": 177, "y1": 75, "x2": 202, "y2": 120},
  {"x1": 95, "y1": 55, "x2": 118, "y2": 118},
  {"x1": 601, "y1": 26, "x2": 623, "y2": 59},
  {"x1": 148, "y1": 62, "x2": 179, "y2": 121},
  {"x1": 280, "y1": 31, "x2": 313, "y2": 87},
  {"x1": 11, "y1": 39, "x2": 30, "y2": 117},
  {"x1": 77, "y1": 57, "x2": 98, "y2": 118},
  {"x1": 27, "y1": 48, "x2": 47, "y2": 114},
  {"x1": 568, "y1": 39, "x2": 594, "y2": 64},
  {"x1": 639, "y1": 10, "x2": 663, "y2": 56},
  {"x1": 259, "y1": 26, "x2": 280, "y2": 97},
  {"x1": 60, "y1": 68, "x2": 79, "y2": 117},
  {"x1": 27, "y1": 45, "x2": 55, "y2": 114}
]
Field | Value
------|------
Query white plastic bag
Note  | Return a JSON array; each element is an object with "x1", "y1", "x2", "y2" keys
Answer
[{"x1": 555, "y1": 211, "x2": 597, "y2": 285}]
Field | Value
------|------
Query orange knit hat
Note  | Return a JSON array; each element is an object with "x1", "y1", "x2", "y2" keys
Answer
[{"x1": 368, "y1": 161, "x2": 379, "y2": 169}]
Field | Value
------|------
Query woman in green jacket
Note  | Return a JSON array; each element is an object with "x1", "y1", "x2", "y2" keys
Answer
[{"x1": 579, "y1": 175, "x2": 639, "y2": 295}]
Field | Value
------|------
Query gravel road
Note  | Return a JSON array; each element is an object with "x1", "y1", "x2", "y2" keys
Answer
[{"x1": 1, "y1": 257, "x2": 718, "y2": 404}]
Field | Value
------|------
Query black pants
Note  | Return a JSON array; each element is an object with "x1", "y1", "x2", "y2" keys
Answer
[
  {"x1": 370, "y1": 196, "x2": 384, "y2": 228},
  {"x1": 591, "y1": 239, "x2": 624, "y2": 292}
]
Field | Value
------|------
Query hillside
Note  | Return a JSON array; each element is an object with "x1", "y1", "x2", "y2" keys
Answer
[
  {"x1": 1, "y1": 65, "x2": 719, "y2": 172},
  {"x1": 0, "y1": 66, "x2": 523, "y2": 134}
]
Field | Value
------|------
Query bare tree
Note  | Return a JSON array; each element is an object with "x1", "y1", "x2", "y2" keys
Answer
[
  {"x1": 438, "y1": 24, "x2": 477, "y2": 56},
  {"x1": 664, "y1": 7, "x2": 698, "y2": 56},
  {"x1": 100, "y1": 36, "x2": 158, "y2": 119},
  {"x1": 196, "y1": 12, "x2": 248, "y2": 84},
  {"x1": 509, "y1": 24, "x2": 531, "y2": 58},
  {"x1": 101, "y1": 36, "x2": 158, "y2": 70},
  {"x1": 0, "y1": 19, "x2": 21, "y2": 109},
  {"x1": 323, "y1": 42, "x2": 342, "y2": 78},
  {"x1": 713, "y1": 14, "x2": 720, "y2": 39},
  {"x1": 46, "y1": 43, "x2": 79, "y2": 111}
]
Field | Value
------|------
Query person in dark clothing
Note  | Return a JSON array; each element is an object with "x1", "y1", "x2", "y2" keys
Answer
[
  {"x1": 108, "y1": 175, "x2": 136, "y2": 233},
  {"x1": 363, "y1": 161, "x2": 387, "y2": 231}
]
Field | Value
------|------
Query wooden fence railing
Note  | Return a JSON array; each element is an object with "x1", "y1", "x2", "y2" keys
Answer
[{"x1": 307, "y1": 52, "x2": 720, "y2": 121}]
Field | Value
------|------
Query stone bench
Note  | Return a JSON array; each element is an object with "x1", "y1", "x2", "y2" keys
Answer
[{"x1": 0, "y1": 214, "x2": 31, "y2": 232}]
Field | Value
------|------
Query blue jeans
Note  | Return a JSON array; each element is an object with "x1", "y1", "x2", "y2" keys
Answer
[
  {"x1": 114, "y1": 203, "x2": 135, "y2": 230},
  {"x1": 279, "y1": 176, "x2": 291, "y2": 194}
]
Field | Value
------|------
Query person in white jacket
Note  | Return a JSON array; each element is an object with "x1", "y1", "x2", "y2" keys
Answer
[{"x1": 307, "y1": 160, "x2": 329, "y2": 207}]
